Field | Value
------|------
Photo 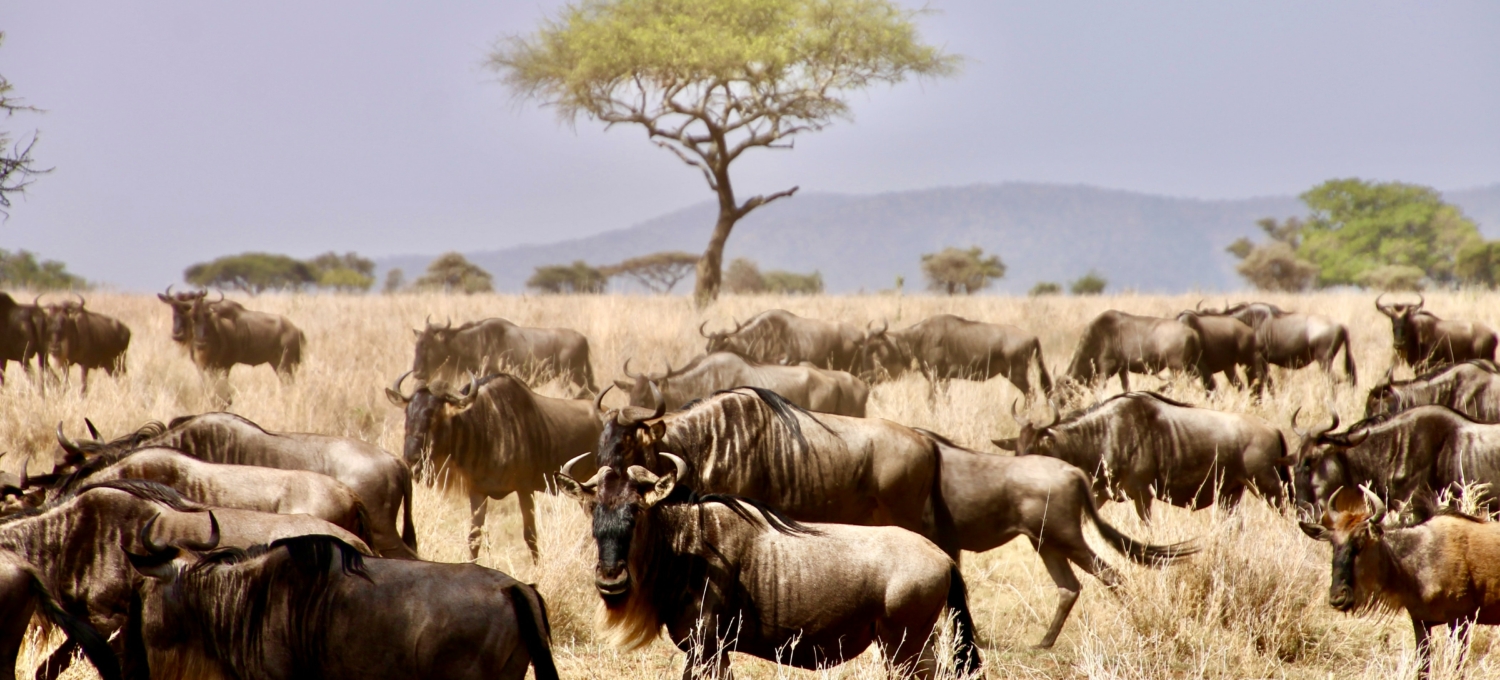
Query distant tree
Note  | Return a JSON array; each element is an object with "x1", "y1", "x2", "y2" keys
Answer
[
  {"x1": 1029, "y1": 281, "x2": 1061, "y2": 296},
  {"x1": 490, "y1": 0, "x2": 959, "y2": 307},
  {"x1": 0, "y1": 34, "x2": 49, "y2": 218},
  {"x1": 527, "y1": 261, "x2": 606, "y2": 294},
  {"x1": 763, "y1": 269, "x2": 823, "y2": 295},
  {"x1": 308, "y1": 251, "x2": 375, "y2": 292},
  {"x1": 184, "y1": 253, "x2": 316, "y2": 294},
  {"x1": 1356, "y1": 264, "x2": 1426, "y2": 292},
  {"x1": 0, "y1": 249, "x2": 87, "y2": 290},
  {"x1": 382, "y1": 268, "x2": 406, "y2": 294},
  {"x1": 602, "y1": 251, "x2": 699, "y2": 294},
  {"x1": 413, "y1": 252, "x2": 494, "y2": 294},
  {"x1": 1298, "y1": 179, "x2": 1481, "y2": 288},
  {"x1": 920, "y1": 246, "x2": 1005, "y2": 295},
  {"x1": 1227, "y1": 217, "x2": 1318, "y2": 292},
  {"x1": 1070, "y1": 271, "x2": 1107, "y2": 296},
  {"x1": 1456, "y1": 242, "x2": 1500, "y2": 289},
  {"x1": 724, "y1": 258, "x2": 766, "y2": 294}
]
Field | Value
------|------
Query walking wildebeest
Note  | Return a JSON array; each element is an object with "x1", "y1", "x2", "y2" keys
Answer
[
  {"x1": 1211, "y1": 302, "x2": 1356, "y2": 384},
  {"x1": 1176, "y1": 306, "x2": 1264, "y2": 392},
  {"x1": 387, "y1": 371, "x2": 601, "y2": 559},
  {"x1": 860, "y1": 314, "x2": 1053, "y2": 397},
  {"x1": 1377, "y1": 294, "x2": 1498, "y2": 371},
  {"x1": 411, "y1": 316, "x2": 596, "y2": 395},
  {"x1": 126, "y1": 534, "x2": 559, "y2": 680},
  {"x1": 44, "y1": 295, "x2": 130, "y2": 393},
  {"x1": 613, "y1": 352, "x2": 868, "y2": 417},
  {"x1": 1300, "y1": 486, "x2": 1500, "y2": 678},
  {"x1": 188, "y1": 293, "x2": 305, "y2": 379},
  {"x1": 556, "y1": 454, "x2": 979, "y2": 679},
  {"x1": 1061, "y1": 310, "x2": 1209, "y2": 392},
  {"x1": 0, "y1": 550, "x2": 121, "y2": 680},
  {"x1": 0, "y1": 293, "x2": 47, "y2": 389},
  {"x1": 994, "y1": 392, "x2": 1289, "y2": 521},
  {"x1": 701, "y1": 309, "x2": 867, "y2": 373},
  {"x1": 1366, "y1": 360, "x2": 1500, "y2": 422},
  {"x1": 72, "y1": 413, "x2": 416, "y2": 559}
]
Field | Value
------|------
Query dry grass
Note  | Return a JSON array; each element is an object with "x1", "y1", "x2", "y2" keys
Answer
[{"x1": 5, "y1": 289, "x2": 1500, "y2": 679}]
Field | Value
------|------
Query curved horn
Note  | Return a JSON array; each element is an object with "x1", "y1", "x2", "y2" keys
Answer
[
  {"x1": 387, "y1": 370, "x2": 414, "y2": 404},
  {"x1": 560, "y1": 452, "x2": 593, "y2": 481},
  {"x1": 140, "y1": 514, "x2": 169, "y2": 554},
  {"x1": 164, "y1": 284, "x2": 174, "y2": 297},
  {"x1": 449, "y1": 372, "x2": 479, "y2": 409},
  {"x1": 661, "y1": 360, "x2": 675, "y2": 379},
  {"x1": 424, "y1": 314, "x2": 434, "y2": 329},
  {"x1": 1375, "y1": 293, "x2": 1390, "y2": 314},
  {"x1": 659, "y1": 452, "x2": 688, "y2": 481},
  {"x1": 1414, "y1": 294, "x2": 1425, "y2": 312},
  {"x1": 648, "y1": 381, "x2": 665, "y2": 419},
  {"x1": 1196, "y1": 298, "x2": 1205, "y2": 312},
  {"x1": 1290, "y1": 407, "x2": 1308, "y2": 438},
  {"x1": 18, "y1": 458, "x2": 29, "y2": 490},
  {"x1": 84, "y1": 418, "x2": 101, "y2": 442},
  {"x1": 1324, "y1": 411, "x2": 1340, "y2": 436},
  {"x1": 1044, "y1": 399, "x2": 1061, "y2": 428},
  {"x1": 73, "y1": 292, "x2": 86, "y2": 308},
  {"x1": 698, "y1": 321, "x2": 713, "y2": 339},
  {"x1": 443, "y1": 316, "x2": 452, "y2": 330},
  {"x1": 593, "y1": 384, "x2": 613, "y2": 417},
  {"x1": 213, "y1": 290, "x2": 224, "y2": 304},
  {"x1": 623, "y1": 358, "x2": 642, "y2": 381},
  {"x1": 1010, "y1": 398, "x2": 1029, "y2": 427},
  {"x1": 56, "y1": 422, "x2": 86, "y2": 460},
  {"x1": 178, "y1": 512, "x2": 221, "y2": 552},
  {"x1": 1360, "y1": 485, "x2": 1387, "y2": 526},
  {"x1": 31, "y1": 295, "x2": 40, "y2": 308}
]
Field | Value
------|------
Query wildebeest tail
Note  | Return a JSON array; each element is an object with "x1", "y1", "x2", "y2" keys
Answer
[
  {"x1": 508, "y1": 583, "x2": 560, "y2": 680},
  {"x1": 1032, "y1": 338, "x2": 1054, "y2": 397},
  {"x1": 349, "y1": 498, "x2": 382, "y2": 554},
  {"x1": 946, "y1": 563, "x2": 982, "y2": 676},
  {"x1": 27, "y1": 566, "x2": 123, "y2": 680},
  {"x1": 1076, "y1": 474, "x2": 1199, "y2": 565},
  {"x1": 398, "y1": 463, "x2": 417, "y2": 551}
]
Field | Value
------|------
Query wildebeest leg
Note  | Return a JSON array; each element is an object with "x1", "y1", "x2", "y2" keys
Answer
[
  {"x1": 79, "y1": 367, "x2": 90, "y2": 395},
  {"x1": 1450, "y1": 614, "x2": 1477, "y2": 674},
  {"x1": 518, "y1": 489, "x2": 539, "y2": 560},
  {"x1": 468, "y1": 494, "x2": 488, "y2": 560},
  {"x1": 1117, "y1": 368, "x2": 1130, "y2": 392},
  {"x1": 1034, "y1": 546, "x2": 1082, "y2": 649},
  {"x1": 34, "y1": 639, "x2": 78, "y2": 680},
  {"x1": 1129, "y1": 488, "x2": 1153, "y2": 524},
  {"x1": 680, "y1": 629, "x2": 734, "y2": 680},
  {"x1": 1412, "y1": 616, "x2": 1434, "y2": 679},
  {"x1": 0, "y1": 591, "x2": 33, "y2": 680}
]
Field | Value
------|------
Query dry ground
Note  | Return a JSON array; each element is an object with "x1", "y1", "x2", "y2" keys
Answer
[{"x1": 5, "y1": 290, "x2": 1500, "y2": 679}]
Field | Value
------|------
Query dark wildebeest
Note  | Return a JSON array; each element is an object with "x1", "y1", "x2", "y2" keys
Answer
[
  {"x1": 387, "y1": 371, "x2": 601, "y2": 559},
  {"x1": 701, "y1": 309, "x2": 866, "y2": 373},
  {"x1": 613, "y1": 353, "x2": 868, "y2": 417},
  {"x1": 860, "y1": 314, "x2": 1053, "y2": 397},
  {"x1": 0, "y1": 293, "x2": 47, "y2": 389},
  {"x1": 0, "y1": 550, "x2": 122, "y2": 680},
  {"x1": 1377, "y1": 294, "x2": 1498, "y2": 371},
  {"x1": 1211, "y1": 302, "x2": 1356, "y2": 384},
  {"x1": 1175, "y1": 305, "x2": 1264, "y2": 393},
  {"x1": 994, "y1": 392, "x2": 1289, "y2": 521},
  {"x1": 1062, "y1": 310, "x2": 1210, "y2": 392},
  {"x1": 1291, "y1": 406, "x2": 1500, "y2": 514},
  {"x1": 189, "y1": 293, "x2": 305, "y2": 379},
  {"x1": 155, "y1": 288, "x2": 218, "y2": 353},
  {"x1": 72, "y1": 413, "x2": 415, "y2": 559},
  {"x1": 1300, "y1": 487, "x2": 1500, "y2": 678},
  {"x1": 556, "y1": 455, "x2": 979, "y2": 679},
  {"x1": 44, "y1": 295, "x2": 131, "y2": 393},
  {"x1": 411, "y1": 317, "x2": 596, "y2": 395},
  {"x1": 1366, "y1": 360, "x2": 1500, "y2": 422},
  {"x1": 127, "y1": 534, "x2": 559, "y2": 680}
]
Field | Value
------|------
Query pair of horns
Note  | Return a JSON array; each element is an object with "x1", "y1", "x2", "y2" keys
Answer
[
  {"x1": 591, "y1": 383, "x2": 665, "y2": 425},
  {"x1": 699, "y1": 318, "x2": 746, "y2": 339},
  {"x1": 385, "y1": 370, "x2": 477, "y2": 408},
  {"x1": 559, "y1": 451, "x2": 688, "y2": 491},
  {"x1": 621, "y1": 359, "x2": 674, "y2": 382},
  {"x1": 1375, "y1": 293, "x2": 1425, "y2": 314},
  {"x1": 1010, "y1": 398, "x2": 1059, "y2": 428},
  {"x1": 140, "y1": 511, "x2": 222, "y2": 554},
  {"x1": 423, "y1": 315, "x2": 453, "y2": 331},
  {"x1": 1290, "y1": 405, "x2": 1339, "y2": 439}
]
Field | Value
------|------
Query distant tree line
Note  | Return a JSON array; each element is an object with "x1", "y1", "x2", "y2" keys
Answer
[
  {"x1": 184, "y1": 251, "x2": 375, "y2": 293},
  {"x1": 0, "y1": 248, "x2": 87, "y2": 290},
  {"x1": 521, "y1": 252, "x2": 824, "y2": 296}
]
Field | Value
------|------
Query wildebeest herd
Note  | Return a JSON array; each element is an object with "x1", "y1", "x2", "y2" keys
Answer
[{"x1": 2, "y1": 289, "x2": 1499, "y2": 678}]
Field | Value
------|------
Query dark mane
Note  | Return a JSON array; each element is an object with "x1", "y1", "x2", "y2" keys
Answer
[
  {"x1": 1059, "y1": 391, "x2": 1195, "y2": 424},
  {"x1": 716, "y1": 385, "x2": 836, "y2": 439},
  {"x1": 659, "y1": 482, "x2": 818, "y2": 537},
  {"x1": 1387, "y1": 359, "x2": 1500, "y2": 387},
  {"x1": 1341, "y1": 405, "x2": 1478, "y2": 436}
]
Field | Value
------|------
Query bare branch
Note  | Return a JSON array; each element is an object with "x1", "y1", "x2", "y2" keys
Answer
[{"x1": 735, "y1": 186, "x2": 800, "y2": 220}]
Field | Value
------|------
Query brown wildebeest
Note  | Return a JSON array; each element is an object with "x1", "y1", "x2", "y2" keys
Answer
[
  {"x1": 1366, "y1": 360, "x2": 1500, "y2": 421},
  {"x1": 127, "y1": 534, "x2": 559, "y2": 680},
  {"x1": 1176, "y1": 305, "x2": 1264, "y2": 392},
  {"x1": 556, "y1": 455, "x2": 979, "y2": 679},
  {"x1": 1062, "y1": 310, "x2": 1209, "y2": 391},
  {"x1": 411, "y1": 316, "x2": 596, "y2": 395},
  {"x1": 0, "y1": 293, "x2": 47, "y2": 389},
  {"x1": 1212, "y1": 302, "x2": 1356, "y2": 384},
  {"x1": 72, "y1": 414, "x2": 415, "y2": 559},
  {"x1": 701, "y1": 309, "x2": 866, "y2": 373},
  {"x1": 994, "y1": 392, "x2": 1288, "y2": 521},
  {"x1": 387, "y1": 371, "x2": 600, "y2": 559},
  {"x1": 189, "y1": 293, "x2": 305, "y2": 379},
  {"x1": 1377, "y1": 294, "x2": 1498, "y2": 371},
  {"x1": 613, "y1": 352, "x2": 868, "y2": 417},
  {"x1": 0, "y1": 549, "x2": 121, "y2": 680},
  {"x1": 1300, "y1": 487, "x2": 1500, "y2": 678},
  {"x1": 155, "y1": 287, "x2": 219, "y2": 352},
  {"x1": 860, "y1": 314, "x2": 1053, "y2": 397},
  {"x1": 44, "y1": 295, "x2": 130, "y2": 393}
]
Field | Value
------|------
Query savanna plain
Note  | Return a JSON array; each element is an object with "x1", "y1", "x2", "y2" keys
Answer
[{"x1": 4, "y1": 290, "x2": 1499, "y2": 679}]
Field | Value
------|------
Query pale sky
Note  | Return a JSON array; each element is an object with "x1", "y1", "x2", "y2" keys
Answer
[{"x1": 3, "y1": 1, "x2": 1498, "y2": 290}]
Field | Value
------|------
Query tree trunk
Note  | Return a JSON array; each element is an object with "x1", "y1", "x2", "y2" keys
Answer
[{"x1": 693, "y1": 207, "x2": 739, "y2": 308}]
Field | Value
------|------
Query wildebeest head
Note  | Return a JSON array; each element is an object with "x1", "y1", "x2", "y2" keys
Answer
[
  {"x1": 410, "y1": 316, "x2": 461, "y2": 382},
  {"x1": 156, "y1": 287, "x2": 207, "y2": 343},
  {"x1": 1298, "y1": 486, "x2": 1388, "y2": 613},
  {"x1": 699, "y1": 319, "x2": 745, "y2": 355},
  {"x1": 612, "y1": 359, "x2": 676, "y2": 408},
  {"x1": 385, "y1": 370, "x2": 477, "y2": 468},
  {"x1": 1375, "y1": 293, "x2": 1426, "y2": 351},
  {"x1": 1289, "y1": 408, "x2": 1371, "y2": 508},
  {"x1": 858, "y1": 320, "x2": 908, "y2": 381},
  {"x1": 555, "y1": 450, "x2": 686, "y2": 601},
  {"x1": 992, "y1": 400, "x2": 1062, "y2": 455},
  {"x1": 44, "y1": 295, "x2": 86, "y2": 356},
  {"x1": 188, "y1": 292, "x2": 229, "y2": 351}
]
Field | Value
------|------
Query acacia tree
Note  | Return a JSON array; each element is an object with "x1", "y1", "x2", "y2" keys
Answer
[
  {"x1": 602, "y1": 251, "x2": 699, "y2": 294},
  {"x1": 1, "y1": 33, "x2": 48, "y2": 218},
  {"x1": 490, "y1": 0, "x2": 957, "y2": 306},
  {"x1": 920, "y1": 246, "x2": 1005, "y2": 295}
]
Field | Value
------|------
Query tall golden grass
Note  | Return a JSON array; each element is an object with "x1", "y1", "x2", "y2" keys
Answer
[{"x1": 4, "y1": 289, "x2": 1498, "y2": 679}]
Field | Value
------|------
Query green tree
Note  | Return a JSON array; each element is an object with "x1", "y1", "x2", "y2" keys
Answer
[
  {"x1": 1070, "y1": 271, "x2": 1107, "y2": 295},
  {"x1": 1029, "y1": 281, "x2": 1061, "y2": 296},
  {"x1": 413, "y1": 252, "x2": 494, "y2": 294},
  {"x1": 308, "y1": 251, "x2": 375, "y2": 292},
  {"x1": 0, "y1": 249, "x2": 87, "y2": 290},
  {"x1": 0, "y1": 34, "x2": 49, "y2": 218},
  {"x1": 1457, "y1": 242, "x2": 1500, "y2": 289},
  {"x1": 602, "y1": 251, "x2": 699, "y2": 294},
  {"x1": 184, "y1": 253, "x2": 316, "y2": 294},
  {"x1": 724, "y1": 258, "x2": 766, "y2": 294},
  {"x1": 920, "y1": 246, "x2": 1005, "y2": 295},
  {"x1": 1227, "y1": 217, "x2": 1319, "y2": 292},
  {"x1": 490, "y1": 0, "x2": 958, "y2": 307},
  {"x1": 1297, "y1": 179, "x2": 1481, "y2": 288},
  {"x1": 763, "y1": 269, "x2": 823, "y2": 295},
  {"x1": 527, "y1": 261, "x2": 606, "y2": 294}
]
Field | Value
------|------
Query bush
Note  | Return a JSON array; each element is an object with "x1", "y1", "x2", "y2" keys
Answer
[
  {"x1": 413, "y1": 252, "x2": 494, "y2": 294},
  {"x1": 309, "y1": 251, "x2": 376, "y2": 292},
  {"x1": 1356, "y1": 264, "x2": 1426, "y2": 292},
  {"x1": 1029, "y1": 281, "x2": 1061, "y2": 296},
  {"x1": 920, "y1": 246, "x2": 1005, "y2": 295},
  {"x1": 0, "y1": 249, "x2": 87, "y2": 291},
  {"x1": 184, "y1": 252, "x2": 316, "y2": 294},
  {"x1": 527, "y1": 261, "x2": 606, "y2": 294},
  {"x1": 763, "y1": 270, "x2": 823, "y2": 295},
  {"x1": 1070, "y1": 271, "x2": 1107, "y2": 295},
  {"x1": 724, "y1": 258, "x2": 766, "y2": 294}
]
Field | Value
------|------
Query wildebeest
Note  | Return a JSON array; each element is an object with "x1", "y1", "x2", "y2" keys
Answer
[
  {"x1": 1377, "y1": 294, "x2": 1498, "y2": 371},
  {"x1": 410, "y1": 317, "x2": 596, "y2": 395},
  {"x1": 44, "y1": 295, "x2": 131, "y2": 393},
  {"x1": 556, "y1": 456, "x2": 979, "y2": 679},
  {"x1": 127, "y1": 533, "x2": 559, "y2": 680},
  {"x1": 1366, "y1": 360, "x2": 1500, "y2": 422},
  {"x1": 72, "y1": 413, "x2": 415, "y2": 559},
  {"x1": 0, "y1": 293, "x2": 47, "y2": 388},
  {"x1": 0, "y1": 550, "x2": 121, "y2": 680},
  {"x1": 701, "y1": 309, "x2": 866, "y2": 373},
  {"x1": 613, "y1": 352, "x2": 868, "y2": 417},
  {"x1": 860, "y1": 314, "x2": 1053, "y2": 397},
  {"x1": 1300, "y1": 487, "x2": 1500, "y2": 678},
  {"x1": 155, "y1": 288, "x2": 217, "y2": 352},
  {"x1": 994, "y1": 392, "x2": 1289, "y2": 521},
  {"x1": 1211, "y1": 302, "x2": 1356, "y2": 384},
  {"x1": 1291, "y1": 406, "x2": 1500, "y2": 513},
  {"x1": 1062, "y1": 310, "x2": 1210, "y2": 391},
  {"x1": 189, "y1": 293, "x2": 305, "y2": 379},
  {"x1": 387, "y1": 371, "x2": 601, "y2": 559},
  {"x1": 1175, "y1": 306, "x2": 1263, "y2": 392}
]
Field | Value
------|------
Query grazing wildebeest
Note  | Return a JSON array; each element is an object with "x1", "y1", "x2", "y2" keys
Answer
[
  {"x1": 1176, "y1": 306, "x2": 1263, "y2": 392},
  {"x1": 127, "y1": 534, "x2": 559, "y2": 680},
  {"x1": 188, "y1": 293, "x2": 305, "y2": 379},
  {"x1": 72, "y1": 413, "x2": 415, "y2": 559},
  {"x1": 1212, "y1": 302, "x2": 1356, "y2": 384},
  {"x1": 1366, "y1": 360, "x2": 1500, "y2": 422},
  {"x1": 1062, "y1": 310, "x2": 1209, "y2": 391},
  {"x1": 701, "y1": 309, "x2": 866, "y2": 373},
  {"x1": 44, "y1": 295, "x2": 131, "y2": 393},
  {"x1": 1377, "y1": 294, "x2": 1498, "y2": 371},
  {"x1": 387, "y1": 371, "x2": 601, "y2": 559},
  {"x1": 0, "y1": 293, "x2": 47, "y2": 388},
  {"x1": 860, "y1": 314, "x2": 1053, "y2": 397},
  {"x1": 1291, "y1": 406, "x2": 1500, "y2": 513},
  {"x1": 613, "y1": 352, "x2": 868, "y2": 417},
  {"x1": 994, "y1": 392, "x2": 1289, "y2": 521},
  {"x1": 411, "y1": 317, "x2": 596, "y2": 395},
  {"x1": 1300, "y1": 487, "x2": 1500, "y2": 678},
  {"x1": 0, "y1": 550, "x2": 121, "y2": 680},
  {"x1": 556, "y1": 455, "x2": 979, "y2": 679}
]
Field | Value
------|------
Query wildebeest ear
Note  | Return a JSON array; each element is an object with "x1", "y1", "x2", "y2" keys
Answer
[
  {"x1": 383, "y1": 388, "x2": 407, "y2": 407},
  {"x1": 1298, "y1": 521, "x2": 1330, "y2": 542},
  {"x1": 642, "y1": 473, "x2": 675, "y2": 508},
  {"x1": 648, "y1": 421, "x2": 667, "y2": 441},
  {"x1": 126, "y1": 550, "x2": 180, "y2": 582},
  {"x1": 553, "y1": 474, "x2": 594, "y2": 502},
  {"x1": 411, "y1": 328, "x2": 421, "y2": 338},
  {"x1": 992, "y1": 438, "x2": 1018, "y2": 451}
]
